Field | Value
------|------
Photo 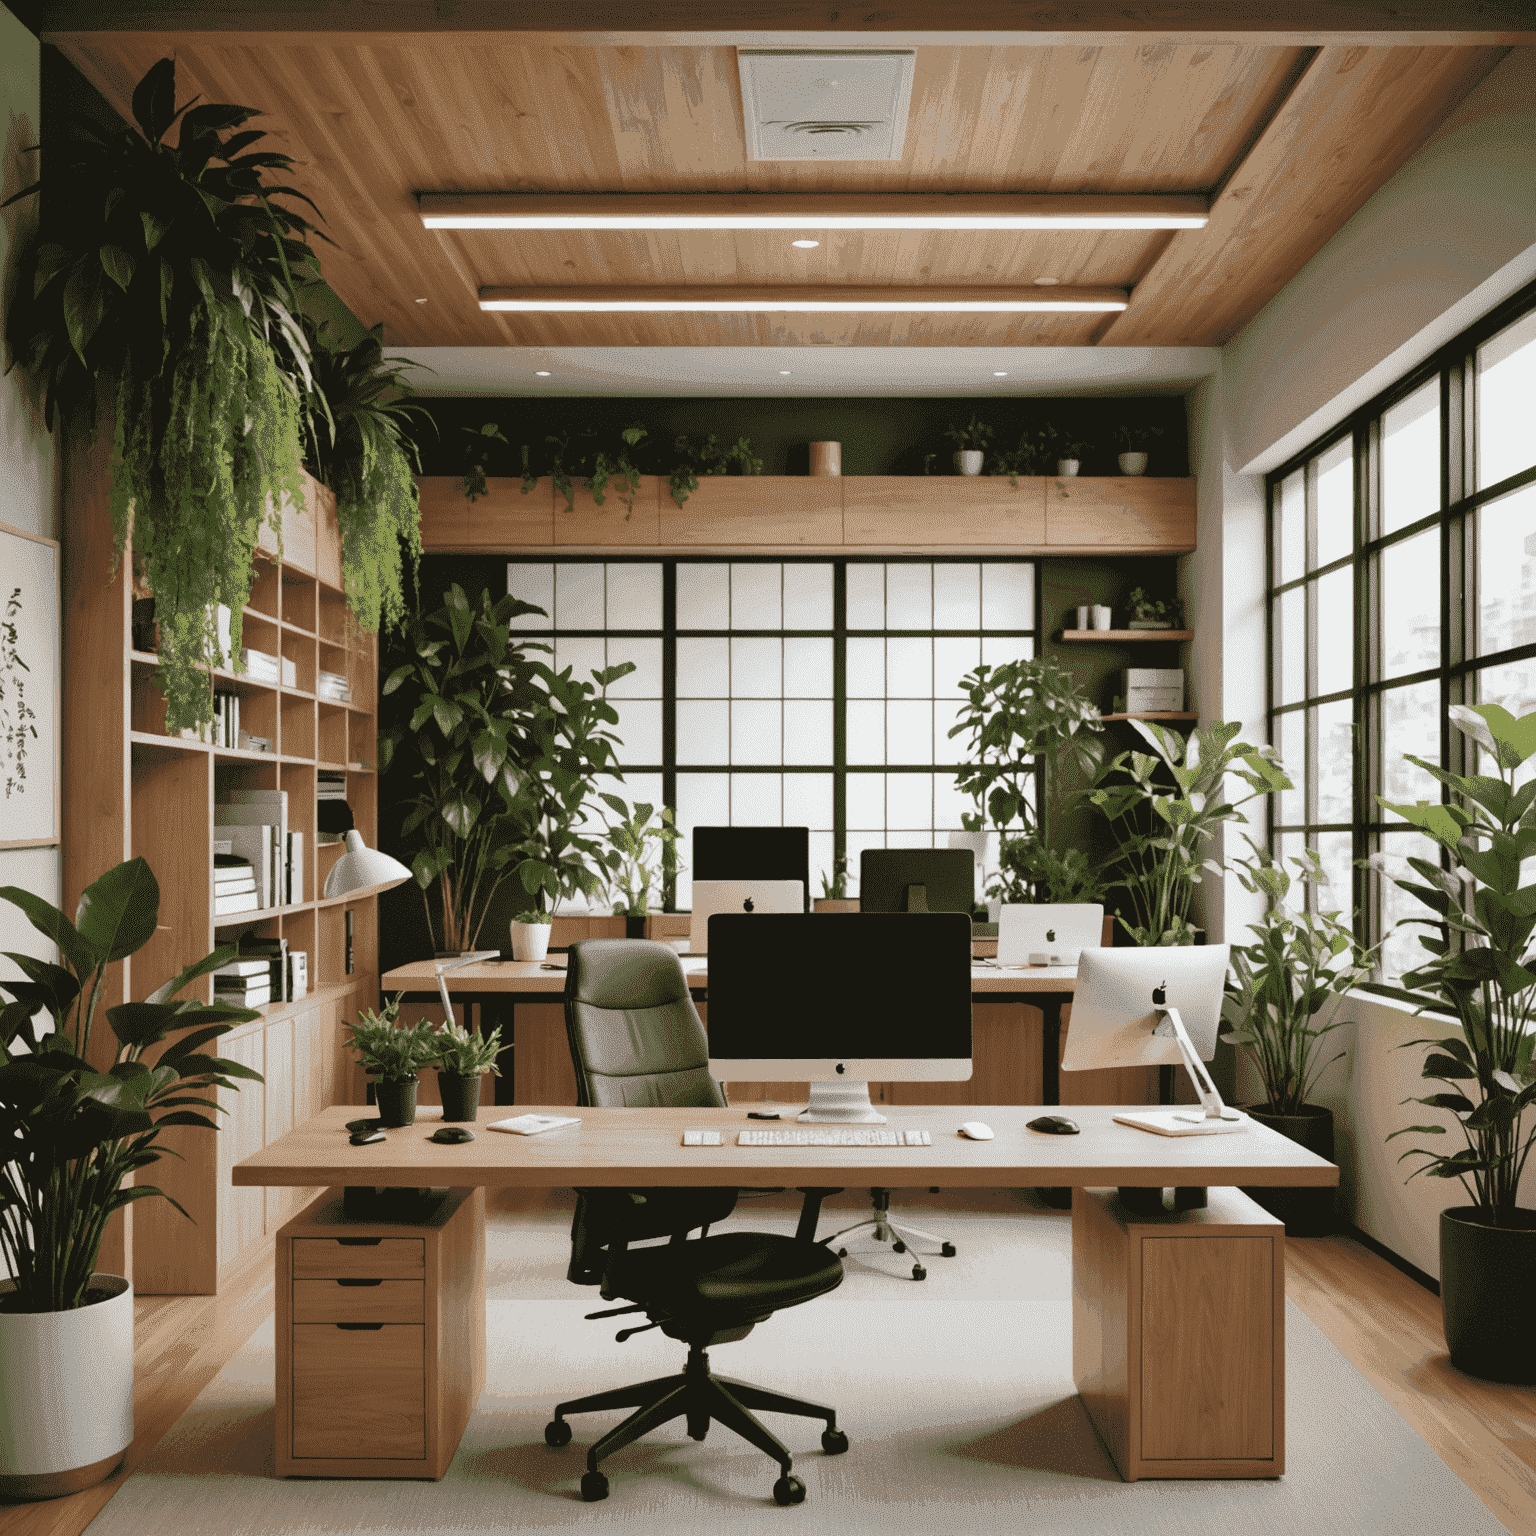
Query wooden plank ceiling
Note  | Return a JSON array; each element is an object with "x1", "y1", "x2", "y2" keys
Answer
[{"x1": 52, "y1": 22, "x2": 1511, "y2": 349}]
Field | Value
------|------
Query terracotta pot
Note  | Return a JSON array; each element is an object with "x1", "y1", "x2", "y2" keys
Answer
[
  {"x1": 1241, "y1": 1104, "x2": 1335, "y2": 1236},
  {"x1": 1440, "y1": 1206, "x2": 1536, "y2": 1382},
  {"x1": 437, "y1": 1070, "x2": 481, "y2": 1123}
]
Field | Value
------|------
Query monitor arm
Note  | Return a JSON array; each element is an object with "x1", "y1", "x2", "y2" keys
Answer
[{"x1": 1153, "y1": 1006, "x2": 1241, "y2": 1123}]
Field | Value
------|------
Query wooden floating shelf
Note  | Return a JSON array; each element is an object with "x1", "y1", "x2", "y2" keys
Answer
[
  {"x1": 1100, "y1": 711, "x2": 1199, "y2": 722},
  {"x1": 1061, "y1": 629, "x2": 1194, "y2": 641}
]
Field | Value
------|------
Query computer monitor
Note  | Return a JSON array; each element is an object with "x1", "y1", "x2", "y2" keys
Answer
[
  {"x1": 858, "y1": 848, "x2": 974, "y2": 915},
  {"x1": 997, "y1": 903, "x2": 1104, "y2": 967},
  {"x1": 691, "y1": 826, "x2": 809, "y2": 912},
  {"x1": 687, "y1": 880, "x2": 804, "y2": 954},
  {"x1": 706, "y1": 912, "x2": 973, "y2": 1124},
  {"x1": 1061, "y1": 944, "x2": 1245, "y2": 1136}
]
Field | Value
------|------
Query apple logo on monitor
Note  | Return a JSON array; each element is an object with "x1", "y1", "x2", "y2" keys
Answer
[
  {"x1": 743, "y1": 897, "x2": 755, "y2": 913},
  {"x1": 1046, "y1": 927, "x2": 1056, "y2": 942}
]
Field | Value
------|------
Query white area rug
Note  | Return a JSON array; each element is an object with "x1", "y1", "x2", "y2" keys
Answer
[{"x1": 87, "y1": 1192, "x2": 1502, "y2": 1535}]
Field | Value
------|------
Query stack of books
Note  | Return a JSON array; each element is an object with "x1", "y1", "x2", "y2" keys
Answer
[
  {"x1": 238, "y1": 938, "x2": 308, "y2": 1002},
  {"x1": 214, "y1": 790, "x2": 302, "y2": 908},
  {"x1": 317, "y1": 670, "x2": 351, "y2": 704},
  {"x1": 213, "y1": 958, "x2": 270, "y2": 1009},
  {"x1": 212, "y1": 691, "x2": 241, "y2": 749},
  {"x1": 239, "y1": 647, "x2": 282, "y2": 685},
  {"x1": 238, "y1": 731, "x2": 273, "y2": 754},
  {"x1": 213, "y1": 855, "x2": 260, "y2": 917}
]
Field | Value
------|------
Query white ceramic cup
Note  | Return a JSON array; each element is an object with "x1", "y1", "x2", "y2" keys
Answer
[
  {"x1": 1076, "y1": 605, "x2": 1091, "y2": 629},
  {"x1": 1091, "y1": 604, "x2": 1113, "y2": 630}
]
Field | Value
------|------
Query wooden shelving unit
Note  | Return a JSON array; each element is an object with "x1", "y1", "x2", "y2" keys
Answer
[{"x1": 62, "y1": 453, "x2": 380, "y2": 1296}]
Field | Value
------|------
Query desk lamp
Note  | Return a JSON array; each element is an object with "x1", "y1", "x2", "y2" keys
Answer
[{"x1": 323, "y1": 832, "x2": 412, "y2": 976}]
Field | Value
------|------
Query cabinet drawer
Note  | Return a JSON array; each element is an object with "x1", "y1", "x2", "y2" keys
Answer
[
  {"x1": 293, "y1": 1279, "x2": 424, "y2": 1324},
  {"x1": 291, "y1": 1324, "x2": 425, "y2": 1460},
  {"x1": 293, "y1": 1238, "x2": 424, "y2": 1280}
]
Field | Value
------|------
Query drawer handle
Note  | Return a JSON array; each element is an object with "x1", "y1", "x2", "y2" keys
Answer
[
  {"x1": 336, "y1": 1322, "x2": 385, "y2": 1331},
  {"x1": 336, "y1": 1278, "x2": 384, "y2": 1287},
  {"x1": 336, "y1": 1238, "x2": 383, "y2": 1247}
]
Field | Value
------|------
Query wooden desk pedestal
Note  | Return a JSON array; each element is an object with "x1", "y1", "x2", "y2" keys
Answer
[
  {"x1": 1072, "y1": 1186, "x2": 1284, "y2": 1481},
  {"x1": 276, "y1": 1187, "x2": 486, "y2": 1478}
]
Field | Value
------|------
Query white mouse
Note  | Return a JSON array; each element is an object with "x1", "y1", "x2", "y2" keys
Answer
[{"x1": 958, "y1": 1121, "x2": 994, "y2": 1141}]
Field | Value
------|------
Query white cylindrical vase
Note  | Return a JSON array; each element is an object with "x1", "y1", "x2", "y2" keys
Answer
[
  {"x1": 1118, "y1": 452, "x2": 1149, "y2": 476},
  {"x1": 808, "y1": 441, "x2": 842, "y2": 476},
  {"x1": 1091, "y1": 605, "x2": 1113, "y2": 630},
  {"x1": 1056, "y1": 458, "x2": 1081, "y2": 477},
  {"x1": 954, "y1": 449, "x2": 984, "y2": 476},
  {"x1": 0, "y1": 1274, "x2": 133, "y2": 1500},
  {"x1": 510, "y1": 920, "x2": 552, "y2": 962}
]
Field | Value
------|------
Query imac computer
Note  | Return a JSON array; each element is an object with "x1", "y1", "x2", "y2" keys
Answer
[
  {"x1": 692, "y1": 826, "x2": 809, "y2": 912},
  {"x1": 997, "y1": 902, "x2": 1105, "y2": 967},
  {"x1": 687, "y1": 880, "x2": 804, "y2": 954},
  {"x1": 706, "y1": 911, "x2": 973, "y2": 1123},
  {"x1": 858, "y1": 848, "x2": 974, "y2": 915},
  {"x1": 1061, "y1": 944, "x2": 1244, "y2": 1136}
]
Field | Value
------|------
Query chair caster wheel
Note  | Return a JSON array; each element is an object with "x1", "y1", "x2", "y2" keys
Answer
[
  {"x1": 892, "y1": 1240, "x2": 906, "y2": 1254},
  {"x1": 941, "y1": 1242, "x2": 956, "y2": 1257},
  {"x1": 687, "y1": 1413, "x2": 709, "y2": 1442},
  {"x1": 837, "y1": 1247, "x2": 848, "y2": 1257},
  {"x1": 773, "y1": 1474, "x2": 806, "y2": 1505},
  {"x1": 545, "y1": 1419, "x2": 572, "y2": 1448},
  {"x1": 580, "y1": 1470, "x2": 609, "y2": 1502},
  {"x1": 912, "y1": 1265, "x2": 927, "y2": 1281},
  {"x1": 821, "y1": 1428, "x2": 850, "y2": 1455}
]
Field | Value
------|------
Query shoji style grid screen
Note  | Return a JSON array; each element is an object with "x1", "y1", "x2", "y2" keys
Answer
[{"x1": 507, "y1": 558, "x2": 1038, "y2": 909}]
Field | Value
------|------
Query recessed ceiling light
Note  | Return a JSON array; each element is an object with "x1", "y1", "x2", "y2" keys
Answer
[
  {"x1": 1034, "y1": 278, "x2": 1060, "y2": 286},
  {"x1": 534, "y1": 370, "x2": 552, "y2": 377},
  {"x1": 779, "y1": 370, "x2": 792, "y2": 375},
  {"x1": 480, "y1": 286, "x2": 1127, "y2": 314},
  {"x1": 993, "y1": 371, "x2": 1009, "y2": 377},
  {"x1": 792, "y1": 239, "x2": 820, "y2": 249}
]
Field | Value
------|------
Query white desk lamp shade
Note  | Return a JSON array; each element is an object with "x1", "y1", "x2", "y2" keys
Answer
[{"x1": 323, "y1": 829, "x2": 412, "y2": 899}]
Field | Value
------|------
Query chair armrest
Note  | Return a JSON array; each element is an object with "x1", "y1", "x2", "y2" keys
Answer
[{"x1": 794, "y1": 1188, "x2": 843, "y2": 1244}]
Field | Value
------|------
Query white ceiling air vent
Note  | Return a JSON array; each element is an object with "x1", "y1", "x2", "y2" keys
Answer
[{"x1": 738, "y1": 50, "x2": 916, "y2": 162}]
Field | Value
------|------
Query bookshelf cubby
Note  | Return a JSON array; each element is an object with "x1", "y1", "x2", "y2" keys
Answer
[{"x1": 62, "y1": 449, "x2": 381, "y2": 1295}]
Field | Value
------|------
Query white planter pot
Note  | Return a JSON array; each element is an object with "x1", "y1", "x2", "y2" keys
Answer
[
  {"x1": 1118, "y1": 451, "x2": 1149, "y2": 476},
  {"x1": 0, "y1": 1274, "x2": 133, "y2": 1500},
  {"x1": 1056, "y1": 458, "x2": 1081, "y2": 477},
  {"x1": 510, "y1": 920, "x2": 552, "y2": 962},
  {"x1": 954, "y1": 449, "x2": 984, "y2": 476}
]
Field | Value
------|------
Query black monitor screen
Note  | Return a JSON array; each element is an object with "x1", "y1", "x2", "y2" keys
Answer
[
  {"x1": 706, "y1": 912, "x2": 972, "y2": 1063},
  {"x1": 858, "y1": 849, "x2": 975, "y2": 915},
  {"x1": 692, "y1": 826, "x2": 809, "y2": 910}
]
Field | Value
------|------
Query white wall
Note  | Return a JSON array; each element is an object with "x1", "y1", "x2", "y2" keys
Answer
[
  {"x1": 0, "y1": 4, "x2": 59, "y2": 985},
  {"x1": 1187, "y1": 45, "x2": 1536, "y2": 1277}
]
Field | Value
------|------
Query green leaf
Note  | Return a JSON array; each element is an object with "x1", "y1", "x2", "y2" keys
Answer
[
  {"x1": 75, "y1": 857, "x2": 160, "y2": 966},
  {"x1": 130, "y1": 56, "x2": 180, "y2": 142},
  {"x1": 98, "y1": 243, "x2": 137, "y2": 291},
  {"x1": 145, "y1": 944, "x2": 238, "y2": 1005},
  {"x1": 106, "y1": 1001, "x2": 184, "y2": 1049},
  {"x1": 0, "y1": 886, "x2": 96, "y2": 977}
]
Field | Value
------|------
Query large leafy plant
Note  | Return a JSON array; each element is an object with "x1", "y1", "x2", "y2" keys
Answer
[
  {"x1": 4, "y1": 57, "x2": 323, "y2": 734},
  {"x1": 1088, "y1": 719, "x2": 1290, "y2": 945},
  {"x1": 304, "y1": 318, "x2": 427, "y2": 635},
  {"x1": 1361, "y1": 704, "x2": 1536, "y2": 1225},
  {"x1": 602, "y1": 798, "x2": 681, "y2": 917},
  {"x1": 947, "y1": 655, "x2": 1105, "y2": 904},
  {"x1": 0, "y1": 859, "x2": 262, "y2": 1312},
  {"x1": 1221, "y1": 838, "x2": 1379, "y2": 1115}
]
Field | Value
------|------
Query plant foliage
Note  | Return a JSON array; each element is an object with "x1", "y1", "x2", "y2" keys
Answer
[
  {"x1": 4, "y1": 56, "x2": 324, "y2": 733},
  {"x1": 345, "y1": 996, "x2": 437, "y2": 1081},
  {"x1": 1360, "y1": 704, "x2": 1536, "y2": 1224},
  {"x1": 1221, "y1": 837, "x2": 1379, "y2": 1115},
  {"x1": 431, "y1": 1020, "x2": 504, "y2": 1077},
  {"x1": 0, "y1": 858, "x2": 263, "y2": 1311},
  {"x1": 601, "y1": 798, "x2": 681, "y2": 916}
]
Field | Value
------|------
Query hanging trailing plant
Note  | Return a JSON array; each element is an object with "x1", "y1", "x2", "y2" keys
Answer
[
  {"x1": 3, "y1": 57, "x2": 323, "y2": 732},
  {"x1": 304, "y1": 318, "x2": 428, "y2": 634}
]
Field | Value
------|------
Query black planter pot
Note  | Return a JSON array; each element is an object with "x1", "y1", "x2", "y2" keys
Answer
[
  {"x1": 625, "y1": 915, "x2": 648, "y2": 939},
  {"x1": 1441, "y1": 1206, "x2": 1536, "y2": 1383},
  {"x1": 374, "y1": 1077, "x2": 419, "y2": 1128},
  {"x1": 437, "y1": 1070, "x2": 481, "y2": 1123},
  {"x1": 1241, "y1": 1104, "x2": 1335, "y2": 1236}
]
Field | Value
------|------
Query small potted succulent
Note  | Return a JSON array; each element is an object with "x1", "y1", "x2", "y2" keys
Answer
[
  {"x1": 1116, "y1": 424, "x2": 1165, "y2": 476},
  {"x1": 431, "y1": 1021, "x2": 503, "y2": 1122},
  {"x1": 815, "y1": 854, "x2": 857, "y2": 913},
  {"x1": 346, "y1": 997, "x2": 439, "y2": 1126},
  {"x1": 1126, "y1": 587, "x2": 1185, "y2": 630},
  {"x1": 945, "y1": 415, "x2": 994, "y2": 476}
]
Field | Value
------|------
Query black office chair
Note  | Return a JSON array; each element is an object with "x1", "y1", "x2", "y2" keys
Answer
[{"x1": 546, "y1": 938, "x2": 849, "y2": 1506}]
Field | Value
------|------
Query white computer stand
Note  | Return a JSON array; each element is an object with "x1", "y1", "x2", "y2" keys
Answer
[{"x1": 1112, "y1": 1004, "x2": 1247, "y2": 1139}]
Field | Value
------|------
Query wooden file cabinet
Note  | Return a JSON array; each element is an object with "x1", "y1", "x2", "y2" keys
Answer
[
  {"x1": 1072, "y1": 1185, "x2": 1284, "y2": 1481},
  {"x1": 275, "y1": 1187, "x2": 486, "y2": 1478}
]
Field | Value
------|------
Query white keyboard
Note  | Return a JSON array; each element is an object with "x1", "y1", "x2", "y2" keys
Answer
[{"x1": 737, "y1": 1128, "x2": 932, "y2": 1148}]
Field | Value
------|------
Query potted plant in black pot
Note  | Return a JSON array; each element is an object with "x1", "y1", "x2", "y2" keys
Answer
[
  {"x1": 345, "y1": 998, "x2": 438, "y2": 1127},
  {"x1": 430, "y1": 1021, "x2": 503, "y2": 1122},
  {"x1": 1362, "y1": 702, "x2": 1536, "y2": 1382},
  {"x1": 0, "y1": 858, "x2": 262, "y2": 1499},
  {"x1": 1221, "y1": 837, "x2": 1379, "y2": 1235},
  {"x1": 602, "y1": 796, "x2": 681, "y2": 936}
]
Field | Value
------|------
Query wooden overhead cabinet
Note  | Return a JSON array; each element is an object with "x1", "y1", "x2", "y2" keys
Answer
[
  {"x1": 657, "y1": 477, "x2": 843, "y2": 548},
  {"x1": 1045, "y1": 477, "x2": 1197, "y2": 552},
  {"x1": 843, "y1": 477, "x2": 1046, "y2": 548}
]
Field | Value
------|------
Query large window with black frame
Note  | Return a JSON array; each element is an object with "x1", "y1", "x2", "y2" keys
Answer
[
  {"x1": 1267, "y1": 281, "x2": 1536, "y2": 982},
  {"x1": 506, "y1": 557, "x2": 1039, "y2": 912}
]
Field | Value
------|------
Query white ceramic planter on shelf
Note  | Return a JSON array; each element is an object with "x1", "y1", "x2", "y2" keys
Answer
[
  {"x1": 954, "y1": 449, "x2": 984, "y2": 476},
  {"x1": 0, "y1": 1274, "x2": 133, "y2": 1500},
  {"x1": 510, "y1": 920, "x2": 551, "y2": 962},
  {"x1": 1056, "y1": 459, "x2": 1081, "y2": 477},
  {"x1": 1118, "y1": 452, "x2": 1149, "y2": 476}
]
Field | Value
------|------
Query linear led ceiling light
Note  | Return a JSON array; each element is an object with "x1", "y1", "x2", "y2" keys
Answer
[
  {"x1": 478, "y1": 286, "x2": 1128, "y2": 313},
  {"x1": 422, "y1": 193, "x2": 1208, "y2": 232}
]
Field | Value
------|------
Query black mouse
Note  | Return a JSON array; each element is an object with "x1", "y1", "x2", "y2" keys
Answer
[
  {"x1": 345, "y1": 1118, "x2": 382, "y2": 1135},
  {"x1": 431, "y1": 1127, "x2": 476, "y2": 1144},
  {"x1": 1027, "y1": 1114, "x2": 1081, "y2": 1136},
  {"x1": 349, "y1": 1130, "x2": 386, "y2": 1145}
]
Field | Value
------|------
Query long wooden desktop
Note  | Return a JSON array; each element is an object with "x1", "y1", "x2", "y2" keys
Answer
[{"x1": 237, "y1": 1104, "x2": 1335, "y2": 1484}]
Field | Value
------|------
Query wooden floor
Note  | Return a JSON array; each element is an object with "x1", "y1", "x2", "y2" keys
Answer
[{"x1": 3, "y1": 1226, "x2": 1533, "y2": 1535}]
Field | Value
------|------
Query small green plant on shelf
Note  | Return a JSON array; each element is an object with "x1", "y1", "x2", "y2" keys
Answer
[
  {"x1": 431, "y1": 1019, "x2": 503, "y2": 1077},
  {"x1": 668, "y1": 433, "x2": 763, "y2": 507},
  {"x1": 820, "y1": 853, "x2": 851, "y2": 900},
  {"x1": 1041, "y1": 425, "x2": 1089, "y2": 467},
  {"x1": 989, "y1": 430, "x2": 1048, "y2": 487},
  {"x1": 1126, "y1": 587, "x2": 1185, "y2": 629},
  {"x1": 462, "y1": 421, "x2": 509, "y2": 502},
  {"x1": 602, "y1": 796, "x2": 681, "y2": 917},
  {"x1": 1116, "y1": 423, "x2": 1166, "y2": 452},
  {"x1": 346, "y1": 996, "x2": 438, "y2": 1081},
  {"x1": 944, "y1": 415, "x2": 994, "y2": 454}
]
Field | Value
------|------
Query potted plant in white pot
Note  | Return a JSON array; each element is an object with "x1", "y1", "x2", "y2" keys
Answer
[
  {"x1": 1361, "y1": 702, "x2": 1536, "y2": 1382},
  {"x1": 345, "y1": 997, "x2": 438, "y2": 1126},
  {"x1": 0, "y1": 858, "x2": 262, "y2": 1499},
  {"x1": 944, "y1": 414, "x2": 993, "y2": 476},
  {"x1": 602, "y1": 797, "x2": 681, "y2": 937},
  {"x1": 1115, "y1": 423, "x2": 1165, "y2": 476},
  {"x1": 1221, "y1": 837, "x2": 1380, "y2": 1235},
  {"x1": 430, "y1": 1020, "x2": 502, "y2": 1122}
]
